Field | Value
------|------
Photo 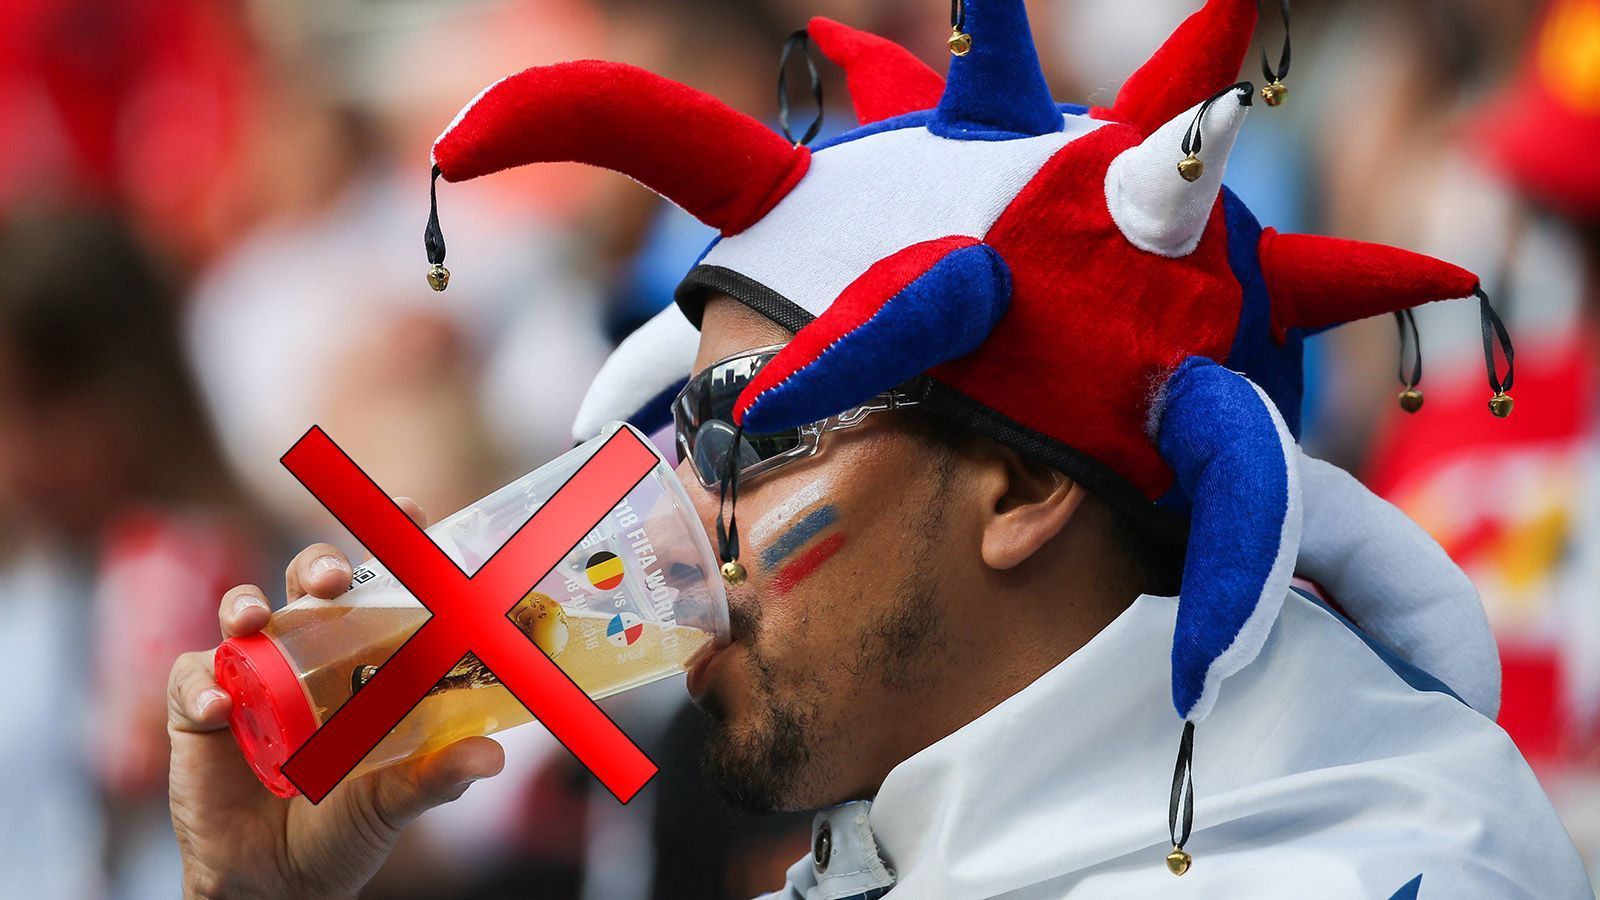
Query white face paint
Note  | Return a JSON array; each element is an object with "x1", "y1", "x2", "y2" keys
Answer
[{"x1": 747, "y1": 479, "x2": 828, "y2": 548}]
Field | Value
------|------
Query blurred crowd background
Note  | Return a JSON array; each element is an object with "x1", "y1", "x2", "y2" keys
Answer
[{"x1": 1, "y1": 0, "x2": 1597, "y2": 896}]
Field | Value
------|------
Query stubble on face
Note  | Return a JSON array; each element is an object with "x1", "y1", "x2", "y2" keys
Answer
[{"x1": 698, "y1": 444, "x2": 955, "y2": 814}]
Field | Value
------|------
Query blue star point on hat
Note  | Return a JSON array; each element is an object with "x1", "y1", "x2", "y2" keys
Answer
[{"x1": 430, "y1": 0, "x2": 1504, "y2": 724}]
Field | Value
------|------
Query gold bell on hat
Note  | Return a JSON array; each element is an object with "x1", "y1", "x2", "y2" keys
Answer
[
  {"x1": 1489, "y1": 392, "x2": 1514, "y2": 418},
  {"x1": 1261, "y1": 80, "x2": 1288, "y2": 107},
  {"x1": 1166, "y1": 847, "x2": 1192, "y2": 876},
  {"x1": 720, "y1": 560, "x2": 747, "y2": 585},
  {"x1": 948, "y1": 27, "x2": 972, "y2": 56},
  {"x1": 1177, "y1": 153, "x2": 1204, "y2": 182},
  {"x1": 1398, "y1": 388, "x2": 1424, "y2": 413},
  {"x1": 427, "y1": 263, "x2": 451, "y2": 292}
]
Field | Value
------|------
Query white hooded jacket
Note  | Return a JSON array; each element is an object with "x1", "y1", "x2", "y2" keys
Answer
[{"x1": 761, "y1": 590, "x2": 1591, "y2": 899}]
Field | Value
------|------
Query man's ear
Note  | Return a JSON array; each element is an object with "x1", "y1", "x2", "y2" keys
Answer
[{"x1": 973, "y1": 442, "x2": 1085, "y2": 571}]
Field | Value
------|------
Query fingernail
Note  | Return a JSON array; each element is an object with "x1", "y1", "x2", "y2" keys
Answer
[
  {"x1": 232, "y1": 593, "x2": 269, "y2": 617},
  {"x1": 310, "y1": 555, "x2": 349, "y2": 578},
  {"x1": 196, "y1": 688, "x2": 228, "y2": 717}
]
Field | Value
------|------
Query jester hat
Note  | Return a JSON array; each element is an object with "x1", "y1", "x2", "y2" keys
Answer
[{"x1": 424, "y1": 0, "x2": 1512, "y2": 788}]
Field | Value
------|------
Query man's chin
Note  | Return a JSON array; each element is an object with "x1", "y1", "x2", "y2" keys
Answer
[{"x1": 696, "y1": 702, "x2": 811, "y2": 816}]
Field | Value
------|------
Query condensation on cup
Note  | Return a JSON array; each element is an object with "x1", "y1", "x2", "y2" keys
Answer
[{"x1": 214, "y1": 422, "x2": 729, "y2": 797}]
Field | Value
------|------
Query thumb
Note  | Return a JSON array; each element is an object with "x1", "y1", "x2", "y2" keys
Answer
[{"x1": 366, "y1": 736, "x2": 506, "y2": 834}]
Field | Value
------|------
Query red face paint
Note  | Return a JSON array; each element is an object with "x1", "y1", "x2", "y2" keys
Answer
[{"x1": 770, "y1": 533, "x2": 847, "y2": 595}]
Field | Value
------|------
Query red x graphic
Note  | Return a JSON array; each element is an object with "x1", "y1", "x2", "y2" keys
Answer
[{"x1": 277, "y1": 426, "x2": 661, "y2": 803}]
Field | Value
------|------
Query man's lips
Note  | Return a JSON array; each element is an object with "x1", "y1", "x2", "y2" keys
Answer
[{"x1": 686, "y1": 636, "x2": 736, "y2": 702}]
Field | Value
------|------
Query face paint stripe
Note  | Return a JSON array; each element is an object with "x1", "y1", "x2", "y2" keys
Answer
[
  {"x1": 771, "y1": 533, "x2": 846, "y2": 595},
  {"x1": 759, "y1": 504, "x2": 839, "y2": 569},
  {"x1": 748, "y1": 480, "x2": 827, "y2": 546}
]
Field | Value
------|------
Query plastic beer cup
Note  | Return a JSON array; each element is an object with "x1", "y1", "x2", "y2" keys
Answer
[{"x1": 214, "y1": 422, "x2": 728, "y2": 797}]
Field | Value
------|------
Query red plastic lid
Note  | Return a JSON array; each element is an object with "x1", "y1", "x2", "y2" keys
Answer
[{"x1": 214, "y1": 633, "x2": 318, "y2": 798}]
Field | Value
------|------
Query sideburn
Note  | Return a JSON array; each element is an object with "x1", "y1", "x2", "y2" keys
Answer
[{"x1": 845, "y1": 440, "x2": 954, "y2": 690}]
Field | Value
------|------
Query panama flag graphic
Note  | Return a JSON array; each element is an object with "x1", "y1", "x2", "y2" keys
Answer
[
  {"x1": 585, "y1": 550, "x2": 625, "y2": 591},
  {"x1": 607, "y1": 612, "x2": 645, "y2": 647}
]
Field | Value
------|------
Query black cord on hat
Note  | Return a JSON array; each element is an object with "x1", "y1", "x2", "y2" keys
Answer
[
  {"x1": 949, "y1": 0, "x2": 971, "y2": 55},
  {"x1": 1178, "y1": 82, "x2": 1254, "y2": 182},
  {"x1": 1259, "y1": 0, "x2": 1292, "y2": 106},
  {"x1": 424, "y1": 165, "x2": 450, "y2": 291},
  {"x1": 1477, "y1": 288, "x2": 1516, "y2": 418},
  {"x1": 1166, "y1": 721, "x2": 1197, "y2": 875},
  {"x1": 716, "y1": 423, "x2": 748, "y2": 585},
  {"x1": 778, "y1": 30, "x2": 824, "y2": 147},
  {"x1": 1394, "y1": 308, "x2": 1424, "y2": 413}
]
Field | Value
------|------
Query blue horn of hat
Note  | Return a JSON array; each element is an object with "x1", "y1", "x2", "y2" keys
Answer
[
  {"x1": 1154, "y1": 357, "x2": 1303, "y2": 722},
  {"x1": 931, "y1": 0, "x2": 1063, "y2": 140}
]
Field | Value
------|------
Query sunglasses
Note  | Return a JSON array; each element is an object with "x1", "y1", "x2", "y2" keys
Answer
[{"x1": 672, "y1": 343, "x2": 920, "y2": 489}]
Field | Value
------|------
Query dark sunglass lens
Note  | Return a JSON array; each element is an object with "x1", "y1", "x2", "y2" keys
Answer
[
  {"x1": 678, "y1": 348, "x2": 814, "y2": 484},
  {"x1": 691, "y1": 420, "x2": 761, "y2": 485},
  {"x1": 742, "y1": 429, "x2": 802, "y2": 460}
]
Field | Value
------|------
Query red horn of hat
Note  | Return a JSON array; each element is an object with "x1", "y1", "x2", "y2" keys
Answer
[
  {"x1": 807, "y1": 16, "x2": 944, "y2": 125},
  {"x1": 1260, "y1": 231, "x2": 1481, "y2": 335},
  {"x1": 432, "y1": 60, "x2": 811, "y2": 236},
  {"x1": 1094, "y1": 0, "x2": 1258, "y2": 136}
]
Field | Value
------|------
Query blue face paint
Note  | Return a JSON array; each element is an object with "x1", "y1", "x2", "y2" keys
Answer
[{"x1": 759, "y1": 504, "x2": 839, "y2": 569}]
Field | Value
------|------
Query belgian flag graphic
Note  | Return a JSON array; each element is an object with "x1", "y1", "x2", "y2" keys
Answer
[{"x1": 585, "y1": 551, "x2": 625, "y2": 591}]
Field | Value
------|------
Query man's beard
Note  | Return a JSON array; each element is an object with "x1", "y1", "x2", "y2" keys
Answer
[
  {"x1": 696, "y1": 479, "x2": 949, "y2": 815},
  {"x1": 696, "y1": 596, "x2": 816, "y2": 815}
]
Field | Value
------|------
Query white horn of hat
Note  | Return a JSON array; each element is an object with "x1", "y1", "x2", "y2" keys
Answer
[
  {"x1": 1105, "y1": 85, "x2": 1252, "y2": 258},
  {"x1": 570, "y1": 303, "x2": 700, "y2": 443}
]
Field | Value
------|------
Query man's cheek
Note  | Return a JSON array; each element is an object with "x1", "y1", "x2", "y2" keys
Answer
[
  {"x1": 767, "y1": 533, "x2": 847, "y2": 596},
  {"x1": 752, "y1": 498, "x2": 843, "y2": 576},
  {"x1": 751, "y1": 544, "x2": 856, "y2": 640}
]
